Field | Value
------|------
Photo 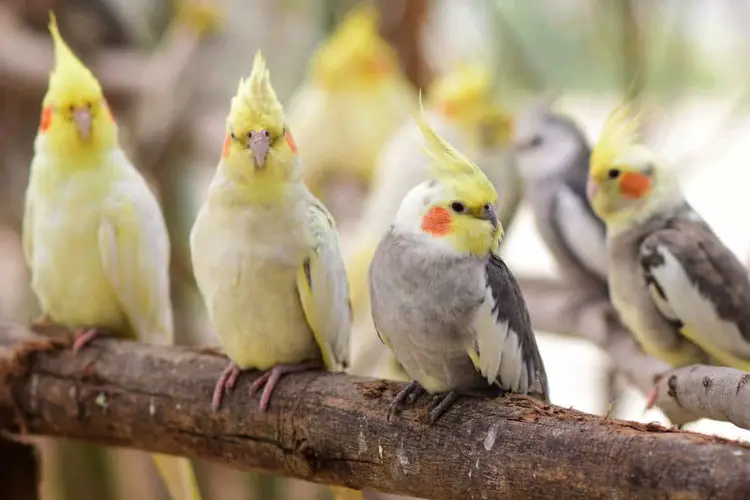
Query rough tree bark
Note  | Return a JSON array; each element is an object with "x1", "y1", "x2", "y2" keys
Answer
[{"x1": 0, "y1": 322, "x2": 750, "y2": 500}]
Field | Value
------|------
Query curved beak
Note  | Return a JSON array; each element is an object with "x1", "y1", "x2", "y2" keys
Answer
[
  {"x1": 478, "y1": 204, "x2": 499, "y2": 230},
  {"x1": 248, "y1": 131, "x2": 270, "y2": 169},
  {"x1": 73, "y1": 107, "x2": 92, "y2": 141}
]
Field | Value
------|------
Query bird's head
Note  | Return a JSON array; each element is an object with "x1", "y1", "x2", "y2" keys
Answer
[
  {"x1": 222, "y1": 50, "x2": 299, "y2": 186},
  {"x1": 587, "y1": 103, "x2": 681, "y2": 228},
  {"x1": 428, "y1": 63, "x2": 498, "y2": 133},
  {"x1": 311, "y1": 3, "x2": 400, "y2": 90},
  {"x1": 393, "y1": 100, "x2": 502, "y2": 257},
  {"x1": 40, "y1": 12, "x2": 117, "y2": 160}
]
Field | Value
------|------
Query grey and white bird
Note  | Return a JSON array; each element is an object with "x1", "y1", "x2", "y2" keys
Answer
[
  {"x1": 368, "y1": 110, "x2": 549, "y2": 423},
  {"x1": 588, "y1": 103, "x2": 750, "y2": 372},
  {"x1": 513, "y1": 99, "x2": 608, "y2": 296}
]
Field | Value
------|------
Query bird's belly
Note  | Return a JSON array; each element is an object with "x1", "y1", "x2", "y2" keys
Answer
[
  {"x1": 207, "y1": 262, "x2": 319, "y2": 370},
  {"x1": 30, "y1": 215, "x2": 124, "y2": 331}
]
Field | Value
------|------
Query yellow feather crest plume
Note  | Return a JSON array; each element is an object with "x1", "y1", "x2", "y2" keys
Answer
[
  {"x1": 46, "y1": 12, "x2": 103, "y2": 102},
  {"x1": 590, "y1": 101, "x2": 642, "y2": 178},
  {"x1": 229, "y1": 50, "x2": 283, "y2": 129},
  {"x1": 428, "y1": 63, "x2": 492, "y2": 112},
  {"x1": 414, "y1": 94, "x2": 496, "y2": 198}
]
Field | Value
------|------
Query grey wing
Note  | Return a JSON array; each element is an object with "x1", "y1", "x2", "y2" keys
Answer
[
  {"x1": 639, "y1": 215, "x2": 750, "y2": 364},
  {"x1": 471, "y1": 253, "x2": 550, "y2": 401}
]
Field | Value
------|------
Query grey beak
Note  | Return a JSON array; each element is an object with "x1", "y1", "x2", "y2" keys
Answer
[
  {"x1": 248, "y1": 130, "x2": 270, "y2": 168},
  {"x1": 479, "y1": 204, "x2": 499, "y2": 230}
]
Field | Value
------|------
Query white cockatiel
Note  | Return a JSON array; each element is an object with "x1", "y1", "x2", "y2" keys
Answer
[
  {"x1": 368, "y1": 105, "x2": 549, "y2": 423},
  {"x1": 514, "y1": 98, "x2": 608, "y2": 295},
  {"x1": 587, "y1": 103, "x2": 750, "y2": 372},
  {"x1": 347, "y1": 65, "x2": 519, "y2": 378}
]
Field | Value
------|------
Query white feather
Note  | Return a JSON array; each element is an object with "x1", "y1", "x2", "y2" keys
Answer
[
  {"x1": 555, "y1": 186, "x2": 608, "y2": 280},
  {"x1": 499, "y1": 330, "x2": 523, "y2": 392},
  {"x1": 472, "y1": 286, "x2": 507, "y2": 384},
  {"x1": 648, "y1": 246, "x2": 750, "y2": 360}
]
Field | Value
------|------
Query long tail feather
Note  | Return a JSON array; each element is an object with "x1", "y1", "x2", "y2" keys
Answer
[{"x1": 151, "y1": 453, "x2": 202, "y2": 500}]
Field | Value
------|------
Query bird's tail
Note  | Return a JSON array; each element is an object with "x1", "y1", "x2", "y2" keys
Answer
[
  {"x1": 151, "y1": 453, "x2": 202, "y2": 500},
  {"x1": 330, "y1": 485, "x2": 365, "y2": 500}
]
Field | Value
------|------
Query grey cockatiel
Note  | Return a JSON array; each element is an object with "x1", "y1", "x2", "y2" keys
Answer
[
  {"x1": 588, "y1": 103, "x2": 750, "y2": 372},
  {"x1": 513, "y1": 99, "x2": 608, "y2": 295},
  {"x1": 368, "y1": 108, "x2": 549, "y2": 423}
]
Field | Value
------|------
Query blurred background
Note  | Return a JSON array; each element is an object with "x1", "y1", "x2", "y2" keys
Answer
[{"x1": 2, "y1": 0, "x2": 750, "y2": 499}]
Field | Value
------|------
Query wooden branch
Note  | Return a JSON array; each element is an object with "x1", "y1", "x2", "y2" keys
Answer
[
  {"x1": 1, "y1": 323, "x2": 750, "y2": 499},
  {"x1": 517, "y1": 275, "x2": 750, "y2": 428}
]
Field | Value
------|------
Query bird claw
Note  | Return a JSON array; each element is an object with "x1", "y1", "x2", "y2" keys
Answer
[
  {"x1": 72, "y1": 327, "x2": 103, "y2": 354},
  {"x1": 212, "y1": 362, "x2": 241, "y2": 412},
  {"x1": 387, "y1": 381, "x2": 425, "y2": 422},
  {"x1": 427, "y1": 391, "x2": 461, "y2": 424},
  {"x1": 248, "y1": 361, "x2": 319, "y2": 411}
]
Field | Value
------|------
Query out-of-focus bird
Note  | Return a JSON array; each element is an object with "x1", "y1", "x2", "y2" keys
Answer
[
  {"x1": 513, "y1": 98, "x2": 608, "y2": 296},
  {"x1": 347, "y1": 64, "x2": 519, "y2": 378},
  {"x1": 368, "y1": 105, "x2": 549, "y2": 423},
  {"x1": 588, "y1": 103, "x2": 750, "y2": 374},
  {"x1": 23, "y1": 13, "x2": 201, "y2": 500},
  {"x1": 189, "y1": 51, "x2": 360, "y2": 500},
  {"x1": 287, "y1": 2, "x2": 416, "y2": 206}
]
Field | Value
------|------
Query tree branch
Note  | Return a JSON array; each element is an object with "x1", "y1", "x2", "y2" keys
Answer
[
  {"x1": 1, "y1": 322, "x2": 750, "y2": 499},
  {"x1": 517, "y1": 275, "x2": 750, "y2": 428}
]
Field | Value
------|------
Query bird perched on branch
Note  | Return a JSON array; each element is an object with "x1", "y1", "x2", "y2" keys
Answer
[
  {"x1": 368, "y1": 104, "x2": 549, "y2": 424},
  {"x1": 347, "y1": 65, "x2": 519, "y2": 379},
  {"x1": 514, "y1": 96, "x2": 608, "y2": 296},
  {"x1": 190, "y1": 50, "x2": 359, "y2": 500},
  {"x1": 287, "y1": 2, "x2": 416, "y2": 206},
  {"x1": 22, "y1": 13, "x2": 201, "y2": 500},
  {"x1": 587, "y1": 103, "x2": 750, "y2": 384}
]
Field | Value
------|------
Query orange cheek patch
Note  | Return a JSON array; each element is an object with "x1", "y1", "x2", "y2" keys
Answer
[
  {"x1": 222, "y1": 134, "x2": 231, "y2": 158},
  {"x1": 39, "y1": 106, "x2": 52, "y2": 133},
  {"x1": 421, "y1": 206, "x2": 452, "y2": 236},
  {"x1": 285, "y1": 130, "x2": 298, "y2": 154},
  {"x1": 619, "y1": 172, "x2": 652, "y2": 199},
  {"x1": 437, "y1": 101, "x2": 456, "y2": 118}
]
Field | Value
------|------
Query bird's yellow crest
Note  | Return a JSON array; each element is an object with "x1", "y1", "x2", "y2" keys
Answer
[
  {"x1": 590, "y1": 102, "x2": 642, "y2": 180},
  {"x1": 46, "y1": 12, "x2": 103, "y2": 105},
  {"x1": 228, "y1": 50, "x2": 284, "y2": 135}
]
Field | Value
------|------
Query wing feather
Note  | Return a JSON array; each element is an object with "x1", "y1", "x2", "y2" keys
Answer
[
  {"x1": 640, "y1": 219, "x2": 750, "y2": 369},
  {"x1": 98, "y1": 186, "x2": 173, "y2": 344},
  {"x1": 297, "y1": 199, "x2": 351, "y2": 371}
]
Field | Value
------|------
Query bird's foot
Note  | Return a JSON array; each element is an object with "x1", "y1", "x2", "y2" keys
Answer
[
  {"x1": 387, "y1": 380, "x2": 425, "y2": 421},
  {"x1": 427, "y1": 391, "x2": 461, "y2": 424},
  {"x1": 248, "y1": 361, "x2": 319, "y2": 411},
  {"x1": 72, "y1": 327, "x2": 104, "y2": 354},
  {"x1": 212, "y1": 361, "x2": 242, "y2": 411}
]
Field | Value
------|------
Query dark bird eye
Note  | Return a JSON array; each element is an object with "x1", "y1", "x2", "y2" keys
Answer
[
  {"x1": 86, "y1": 102, "x2": 92, "y2": 109},
  {"x1": 529, "y1": 135, "x2": 543, "y2": 147},
  {"x1": 608, "y1": 168, "x2": 621, "y2": 179},
  {"x1": 263, "y1": 130, "x2": 270, "y2": 138},
  {"x1": 451, "y1": 202, "x2": 466, "y2": 213}
]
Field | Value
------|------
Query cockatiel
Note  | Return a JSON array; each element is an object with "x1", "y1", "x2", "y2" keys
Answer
[
  {"x1": 347, "y1": 65, "x2": 519, "y2": 378},
  {"x1": 513, "y1": 98, "x2": 608, "y2": 295},
  {"x1": 368, "y1": 105, "x2": 549, "y2": 423},
  {"x1": 287, "y1": 2, "x2": 416, "y2": 202},
  {"x1": 190, "y1": 50, "x2": 359, "y2": 500},
  {"x1": 587, "y1": 103, "x2": 750, "y2": 372},
  {"x1": 23, "y1": 13, "x2": 201, "y2": 500}
]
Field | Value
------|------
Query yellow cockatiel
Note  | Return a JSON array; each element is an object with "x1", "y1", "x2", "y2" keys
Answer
[
  {"x1": 287, "y1": 2, "x2": 416, "y2": 201},
  {"x1": 22, "y1": 13, "x2": 202, "y2": 500},
  {"x1": 189, "y1": 50, "x2": 361, "y2": 500}
]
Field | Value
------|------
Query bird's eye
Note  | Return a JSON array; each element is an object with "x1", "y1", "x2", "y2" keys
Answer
[
  {"x1": 608, "y1": 168, "x2": 621, "y2": 179},
  {"x1": 483, "y1": 203, "x2": 491, "y2": 211},
  {"x1": 68, "y1": 105, "x2": 75, "y2": 113},
  {"x1": 450, "y1": 202, "x2": 466, "y2": 213},
  {"x1": 86, "y1": 102, "x2": 92, "y2": 110},
  {"x1": 263, "y1": 130, "x2": 270, "y2": 138},
  {"x1": 529, "y1": 135, "x2": 543, "y2": 147}
]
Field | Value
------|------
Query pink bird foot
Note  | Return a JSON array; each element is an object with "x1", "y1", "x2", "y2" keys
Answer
[
  {"x1": 248, "y1": 361, "x2": 320, "y2": 411},
  {"x1": 72, "y1": 328, "x2": 103, "y2": 354},
  {"x1": 212, "y1": 362, "x2": 241, "y2": 411}
]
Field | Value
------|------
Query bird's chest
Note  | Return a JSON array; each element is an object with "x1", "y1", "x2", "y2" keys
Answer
[{"x1": 29, "y1": 190, "x2": 121, "y2": 327}]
